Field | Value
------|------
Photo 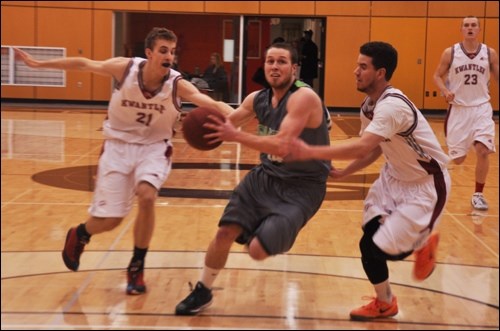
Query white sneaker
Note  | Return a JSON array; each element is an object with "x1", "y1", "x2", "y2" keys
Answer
[{"x1": 471, "y1": 192, "x2": 488, "y2": 211}]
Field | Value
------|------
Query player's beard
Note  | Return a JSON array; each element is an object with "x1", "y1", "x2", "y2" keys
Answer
[
  {"x1": 356, "y1": 78, "x2": 375, "y2": 94},
  {"x1": 269, "y1": 72, "x2": 293, "y2": 90}
]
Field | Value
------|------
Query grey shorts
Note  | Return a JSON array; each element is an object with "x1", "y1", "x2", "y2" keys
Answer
[{"x1": 219, "y1": 167, "x2": 326, "y2": 255}]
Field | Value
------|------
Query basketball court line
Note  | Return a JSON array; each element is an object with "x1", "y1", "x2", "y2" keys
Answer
[
  {"x1": 0, "y1": 188, "x2": 34, "y2": 210},
  {"x1": 69, "y1": 144, "x2": 102, "y2": 166},
  {"x1": 48, "y1": 216, "x2": 137, "y2": 327},
  {"x1": 3, "y1": 250, "x2": 498, "y2": 307},
  {"x1": 0, "y1": 325, "x2": 270, "y2": 331},
  {"x1": 1, "y1": 199, "x2": 499, "y2": 216},
  {"x1": 445, "y1": 207, "x2": 499, "y2": 258}
]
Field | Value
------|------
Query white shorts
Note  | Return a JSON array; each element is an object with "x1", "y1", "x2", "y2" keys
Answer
[
  {"x1": 89, "y1": 139, "x2": 173, "y2": 218},
  {"x1": 446, "y1": 102, "x2": 496, "y2": 159},
  {"x1": 363, "y1": 168, "x2": 451, "y2": 255}
]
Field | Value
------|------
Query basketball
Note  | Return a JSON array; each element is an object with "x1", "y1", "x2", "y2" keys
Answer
[{"x1": 182, "y1": 107, "x2": 225, "y2": 150}]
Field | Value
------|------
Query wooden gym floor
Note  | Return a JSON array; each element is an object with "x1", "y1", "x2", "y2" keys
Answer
[{"x1": 1, "y1": 103, "x2": 498, "y2": 330}]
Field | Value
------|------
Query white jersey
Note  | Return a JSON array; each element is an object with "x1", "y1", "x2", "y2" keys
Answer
[
  {"x1": 361, "y1": 86, "x2": 450, "y2": 181},
  {"x1": 105, "y1": 57, "x2": 183, "y2": 144},
  {"x1": 447, "y1": 43, "x2": 491, "y2": 106}
]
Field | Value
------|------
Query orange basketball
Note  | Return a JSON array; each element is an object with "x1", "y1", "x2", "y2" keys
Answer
[{"x1": 182, "y1": 107, "x2": 225, "y2": 151}]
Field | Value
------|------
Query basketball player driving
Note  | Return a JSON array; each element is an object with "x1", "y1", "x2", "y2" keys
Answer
[{"x1": 175, "y1": 42, "x2": 332, "y2": 315}]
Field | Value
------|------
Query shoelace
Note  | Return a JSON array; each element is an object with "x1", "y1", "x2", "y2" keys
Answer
[
  {"x1": 359, "y1": 296, "x2": 392, "y2": 310},
  {"x1": 79, "y1": 235, "x2": 90, "y2": 245},
  {"x1": 473, "y1": 196, "x2": 486, "y2": 204},
  {"x1": 359, "y1": 296, "x2": 378, "y2": 307}
]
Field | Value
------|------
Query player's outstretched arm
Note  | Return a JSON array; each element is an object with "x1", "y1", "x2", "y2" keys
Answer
[
  {"x1": 286, "y1": 131, "x2": 384, "y2": 162},
  {"x1": 176, "y1": 79, "x2": 234, "y2": 116},
  {"x1": 13, "y1": 47, "x2": 129, "y2": 79}
]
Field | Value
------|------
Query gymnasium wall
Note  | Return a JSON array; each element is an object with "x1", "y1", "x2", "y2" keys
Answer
[{"x1": 1, "y1": 1, "x2": 498, "y2": 111}]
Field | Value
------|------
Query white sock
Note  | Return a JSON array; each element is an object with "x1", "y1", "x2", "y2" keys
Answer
[{"x1": 200, "y1": 266, "x2": 220, "y2": 289}]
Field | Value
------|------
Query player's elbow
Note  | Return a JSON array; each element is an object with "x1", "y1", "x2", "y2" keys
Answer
[
  {"x1": 432, "y1": 74, "x2": 442, "y2": 85},
  {"x1": 215, "y1": 101, "x2": 234, "y2": 116}
]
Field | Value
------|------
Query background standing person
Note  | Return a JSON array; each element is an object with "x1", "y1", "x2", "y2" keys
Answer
[
  {"x1": 14, "y1": 27, "x2": 233, "y2": 295},
  {"x1": 286, "y1": 41, "x2": 451, "y2": 321},
  {"x1": 433, "y1": 16, "x2": 499, "y2": 211},
  {"x1": 300, "y1": 29, "x2": 318, "y2": 88},
  {"x1": 175, "y1": 42, "x2": 331, "y2": 316}
]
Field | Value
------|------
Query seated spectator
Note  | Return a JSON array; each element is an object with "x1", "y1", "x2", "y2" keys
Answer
[{"x1": 191, "y1": 52, "x2": 227, "y2": 101}]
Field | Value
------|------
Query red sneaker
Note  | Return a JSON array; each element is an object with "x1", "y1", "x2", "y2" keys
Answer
[
  {"x1": 126, "y1": 269, "x2": 146, "y2": 295},
  {"x1": 62, "y1": 227, "x2": 88, "y2": 271},
  {"x1": 413, "y1": 232, "x2": 440, "y2": 281},
  {"x1": 350, "y1": 296, "x2": 398, "y2": 321}
]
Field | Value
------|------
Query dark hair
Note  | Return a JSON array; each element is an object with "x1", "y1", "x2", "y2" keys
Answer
[
  {"x1": 304, "y1": 29, "x2": 313, "y2": 37},
  {"x1": 144, "y1": 27, "x2": 177, "y2": 51},
  {"x1": 272, "y1": 37, "x2": 285, "y2": 44},
  {"x1": 360, "y1": 41, "x2": 398, "y2": 81},
  {"x1": 266, "y1": 42, "x2": 299, "y2": 64}
]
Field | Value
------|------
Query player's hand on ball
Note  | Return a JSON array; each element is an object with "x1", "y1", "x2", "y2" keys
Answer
[
  {"x1": 182, "y1": 107, "x2": 225, "y2": 150},
  {"x1": 204, "y1": 116, "x2": 238, "y2": 143}
]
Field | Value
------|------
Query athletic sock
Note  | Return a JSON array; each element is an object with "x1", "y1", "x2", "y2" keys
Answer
[
  {"x1": 475, "y1": 182, "x2": 485, "y2": 193},
  {"x1": 129, "y1": 246, "x2": 148, "y2": 271},
  {"x1": 200, "y1": 266, "x2": 220, "y2": 289},
  {"x1": 76, "y1": 223, "x2": 91, "y2": 240}
]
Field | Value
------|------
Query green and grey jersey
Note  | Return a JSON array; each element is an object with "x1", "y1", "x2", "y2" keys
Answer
[{"x1": 253, "y1": 80, "x2": 331, "y2": 183}]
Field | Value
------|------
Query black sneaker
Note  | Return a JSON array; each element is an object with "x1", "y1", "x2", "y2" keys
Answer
[
  {"x1": 62, "y1": 227, "x2": 89, "y2": 271},
  {"x1": 175, "y1": 281, "x2": 213, "y2": 315}
]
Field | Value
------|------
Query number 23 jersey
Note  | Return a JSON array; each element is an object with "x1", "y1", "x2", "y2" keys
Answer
[{"x1": 447, "y1": 43, "x2": 491, "y2": 106}]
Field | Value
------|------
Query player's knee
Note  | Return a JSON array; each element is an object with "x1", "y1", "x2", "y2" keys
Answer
[
  {"x1": 359, "y1": 227, "x2": 387, "y2": 261},
  {"x1": 359, "y1": 233, "x2": 375, "y2": 258},
  {"x1": 359, "y1": 234, "x2": 390, "y2": 284},
  {"x1": 474, "y1": 142, "x2": 490, "y2": 158},
  {"x1": 247, "y1": 238, "x2": 269, "y2": 261},
  {"x1": 452, "y1": 156, "x2": 466, "y2": 165},
  {"x1": 136, "y1": 183, "x2": 157, "y2": 209},
  {"x1": 214, "y1": 225, "x2": 241, "y2": 245},
  {"x1": 137, "y1": 194, "x2": 156, "y2": 209}
]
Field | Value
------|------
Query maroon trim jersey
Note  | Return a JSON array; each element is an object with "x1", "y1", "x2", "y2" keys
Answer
[
  {"x1": 361, "y1": 86, "x2": 450, "y2": 181},
  {"x1": 105, "y1": 57, "x2": 183, "y2": 144},
  {"x1": 447, "y1": 43, "x2": 491, "y2": 106}
]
